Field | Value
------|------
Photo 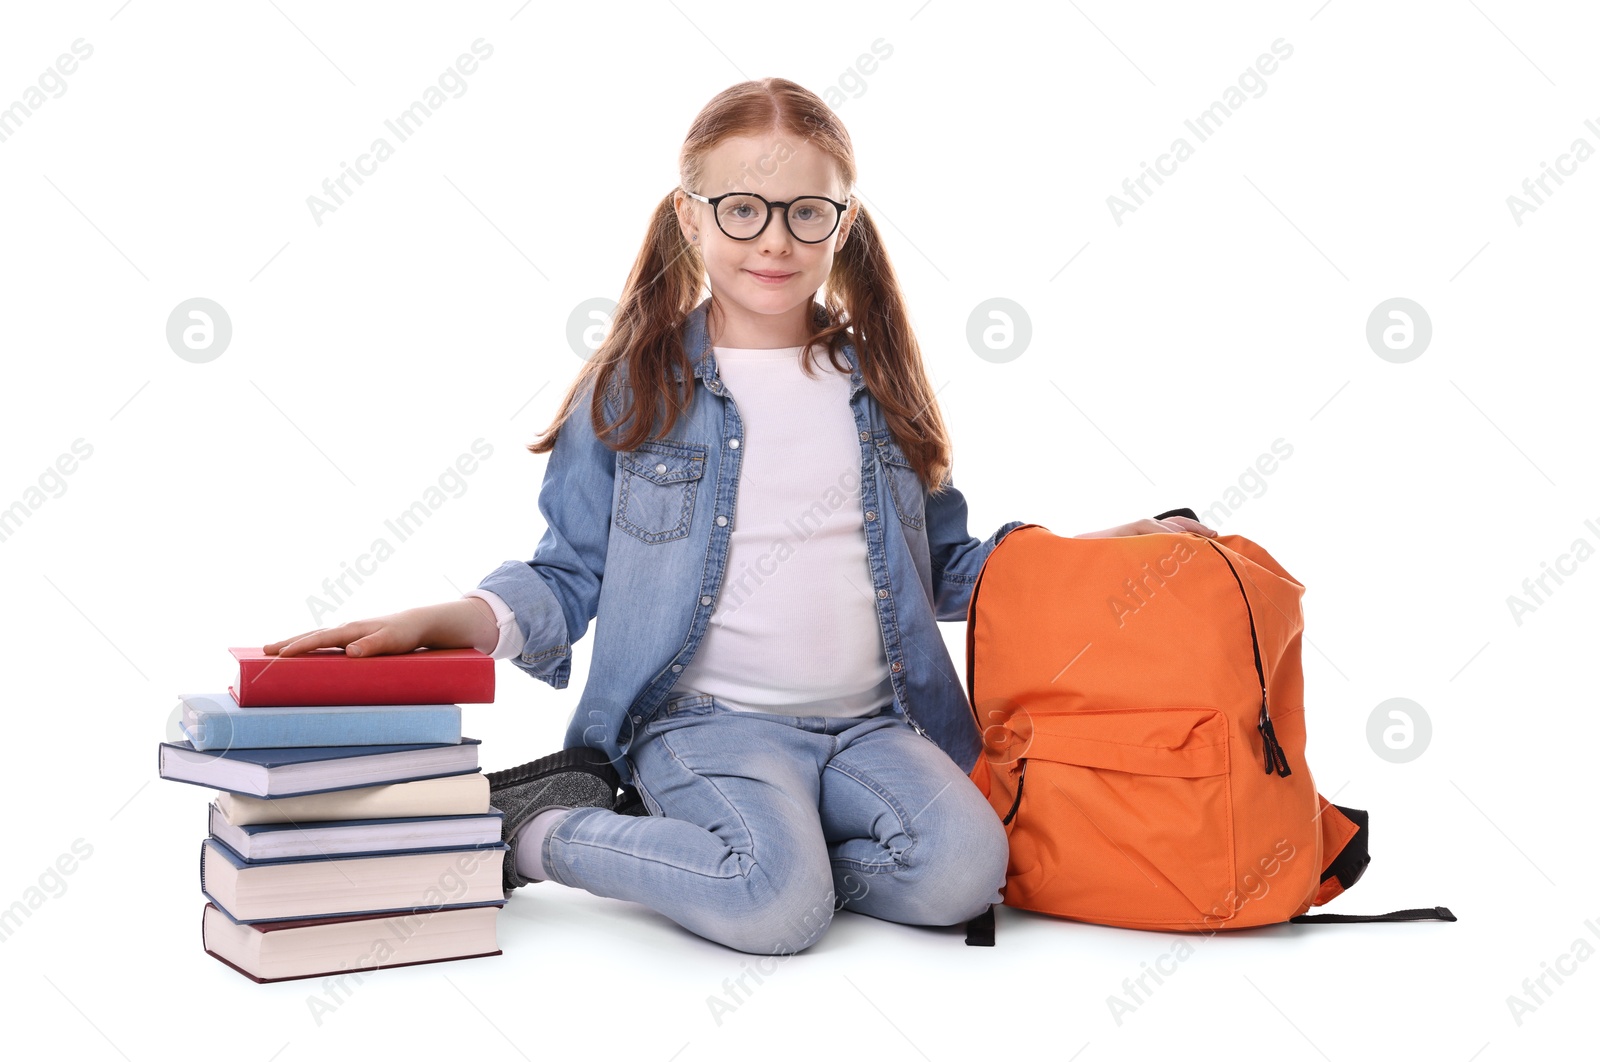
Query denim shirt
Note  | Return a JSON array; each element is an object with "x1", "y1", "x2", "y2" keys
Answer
[{"x1": 474, "y1": 297, "x2": 1028, "y2": 785}]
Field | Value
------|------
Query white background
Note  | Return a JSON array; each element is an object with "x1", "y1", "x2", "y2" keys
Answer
[{"x1": 1, "y1": 1, "x2": 1594, "y2": 1059}]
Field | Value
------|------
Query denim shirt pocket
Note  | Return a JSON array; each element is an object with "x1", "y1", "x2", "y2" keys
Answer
[
  {"x1": 874, "y1": 432, "x2": 926, "y2": 531},
  {"x1": 615, "y1": 439, "x2": 708, "y2": 543}
]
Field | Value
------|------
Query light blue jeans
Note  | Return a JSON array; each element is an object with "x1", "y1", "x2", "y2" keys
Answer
[{"x1": 539, "y1": 694, "x2": 1010, "y2": 955}]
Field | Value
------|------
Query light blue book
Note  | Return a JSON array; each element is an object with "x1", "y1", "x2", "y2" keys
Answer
[{"x1": 176, "y1": 691, "x2": 461, "y2": 750}]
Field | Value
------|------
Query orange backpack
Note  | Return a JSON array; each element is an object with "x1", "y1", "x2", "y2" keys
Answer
[{"x1": 961, "y1": 513, "x2": 1452, "y2": 943}]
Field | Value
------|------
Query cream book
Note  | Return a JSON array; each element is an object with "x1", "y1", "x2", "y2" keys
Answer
[{"x1": 214, "y1": 772, "x2": 490, "y2": 826}]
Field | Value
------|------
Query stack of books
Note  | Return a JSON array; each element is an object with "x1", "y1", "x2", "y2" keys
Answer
[{"x1": 158, "y1": 646, "x2": 507, "y2": 983}]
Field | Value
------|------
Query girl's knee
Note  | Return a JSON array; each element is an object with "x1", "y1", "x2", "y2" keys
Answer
[
  {"x1": 949, "y1": 808, "x2": 1010, "y2": 919},
  {"x1": 882, "y1": 804, "x2": 1009, "y2": 926},
  {"x1": 702, "y1": 866, "x2": 839, "y2": 955}
]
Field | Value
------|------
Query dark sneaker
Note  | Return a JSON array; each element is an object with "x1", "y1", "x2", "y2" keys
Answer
[{"x1": 488, "y1": 747, "x2": 619, "y2": 896}]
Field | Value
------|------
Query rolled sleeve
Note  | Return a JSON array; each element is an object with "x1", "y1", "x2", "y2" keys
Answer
[
  {"x1": 472, "y1": 376, "x2": 617, "y2": 688},
  {"x1": 461, "y1": 588, "x2": 526, "y2": 660},
  {"x1": 925, "y1": 475, "x2": 1030, "y2": 622}
]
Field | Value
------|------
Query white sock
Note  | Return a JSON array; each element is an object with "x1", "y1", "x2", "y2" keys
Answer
[{"x1": 513, "y1": 806, "x2": 574, "y2": 882}]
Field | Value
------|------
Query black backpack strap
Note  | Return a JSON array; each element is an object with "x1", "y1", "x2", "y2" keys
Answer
[
  {"x1": 1320, "y1": 805, "x2": 1372, "y2": 893},
  {"x1": 964, "y1": 902, "x2": 1452, "y2": 940},
  {"x1": 1292, "y1": 805, "x2": 1453, "y2": 923},
  {"x1": 1291, "y1": 907, "x2": 1457, "y2": 924},
  {"x1": 964, "y1": 904, "x2": 996, "y2": 946}
]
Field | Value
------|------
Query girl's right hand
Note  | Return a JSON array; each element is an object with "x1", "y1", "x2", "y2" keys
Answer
[{"x1": 264, "y1": 600, "x2": 497, "y2": 658}]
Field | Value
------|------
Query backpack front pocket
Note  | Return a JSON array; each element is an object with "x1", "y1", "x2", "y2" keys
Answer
[
  {"x1": 1000, "y1": 706, "x2": 1235, "y2": 929},
  {"x1": 615, "y1": 440, "x2": 707, "y2": 544}
]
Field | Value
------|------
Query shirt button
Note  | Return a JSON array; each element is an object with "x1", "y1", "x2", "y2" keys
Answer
[
  {"x1": 671, "y1": 664, "x2": 683, "y2": 673},
  {"x1": 866, "y1": 511, "x2": 877, "y2": 521},
  {"x1": 631, "y1": 715, "x2": 642, "y2": 725},
  {"x1": 655, "y1": 463, "x2": 667, "y2": 474},
  {"x1": 891, "y1": 661, "x2": 903, "y2": 673},
  {"x1": 716, "y1": 515, "x2": 728, "y2": 526},
  {"x1": 858, "y1": 431, "x2": 869, "y2": 441},
  {"x1": 728, "y1": 438, "x2": 740, "y2": 448},
  {"x1": 877, "y1": 588, "x2": 888, "y2": 599},
  {"x1": 700, "y1": 595, "x2": 712, "y2": 606}
]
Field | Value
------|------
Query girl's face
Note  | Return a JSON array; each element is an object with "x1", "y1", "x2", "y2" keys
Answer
[{"x1": 675, "y1": 133, "x2": 857, "y2": 347}]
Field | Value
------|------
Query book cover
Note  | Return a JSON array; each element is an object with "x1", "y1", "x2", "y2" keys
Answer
[
  {"x1": 208, "y1": 802, "x2": 504, "y2": 861},
  {"x1": 228, "y1": 646, "x2": 494, "y2": 707},
  {"x1": 200, "y1": 838, "x2": 508, "y2": 923},
  {"x1": 178, "y1": 691, "x2": 462, "y2": 750},
  {"x1": 201, "y1": 903, "x2": 502, "y2": 984},
  {"x1": 158, "y1": 738, "x2": 481, "y2": 798}
]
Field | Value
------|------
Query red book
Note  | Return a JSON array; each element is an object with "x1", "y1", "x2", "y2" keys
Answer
[{"x1": 229, "y1": 647, "x2": 494, "y2": 707}]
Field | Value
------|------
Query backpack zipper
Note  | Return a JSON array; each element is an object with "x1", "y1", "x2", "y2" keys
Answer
[
  {"x1": 1206, "y1": 540, "x2": 1292, "y2": 778},
  {"x1": 1002, "y1": 759, "x2": 1028, "y2": 825}
]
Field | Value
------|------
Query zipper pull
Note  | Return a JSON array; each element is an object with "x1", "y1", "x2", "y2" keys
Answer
[{"x1": 1257, "y1": 693, "x2": 1292, "y2": 777}]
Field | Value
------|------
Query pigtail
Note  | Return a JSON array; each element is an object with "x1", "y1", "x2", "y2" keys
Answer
[
  {"x1": 821, "y1": 206, "x2": 955, "y2": 495},
  {"x1": 528, "y1": 191, "x2": 705, "y2": 456}
]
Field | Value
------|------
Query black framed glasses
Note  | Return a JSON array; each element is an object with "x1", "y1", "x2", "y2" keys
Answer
[{"x1": 682, "y1": 189, "x2": 850, "y2": 244}]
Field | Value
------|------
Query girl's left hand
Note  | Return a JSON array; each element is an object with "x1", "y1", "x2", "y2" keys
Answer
[{"x1": 1074, "y1": 515, "x2": 1218, "y2": 539}]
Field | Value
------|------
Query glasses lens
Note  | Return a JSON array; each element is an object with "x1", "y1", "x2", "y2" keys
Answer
[
  {"x1": 716, "y1": 195, "x2": 768, "y2": 238},
  {"x1": 787, "y1": 198, "x2": 840, "y2": 242}
]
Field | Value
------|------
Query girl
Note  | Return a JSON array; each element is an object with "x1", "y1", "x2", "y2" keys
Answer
[{"x1": 266, "y1": 78, "x2": 1215, "y2": 956}]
